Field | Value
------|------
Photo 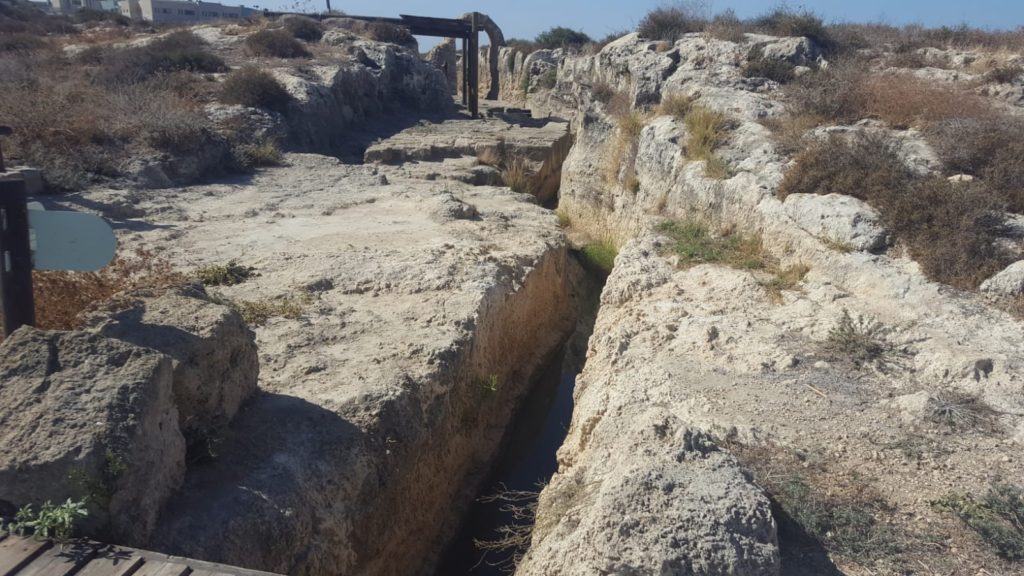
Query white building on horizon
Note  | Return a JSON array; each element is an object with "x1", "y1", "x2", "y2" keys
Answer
[{"x1": 119, "y1": 0, "x2": 256, "y2": 23}]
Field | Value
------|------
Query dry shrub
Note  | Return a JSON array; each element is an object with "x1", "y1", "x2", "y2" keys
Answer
[
  {"x1": 637, "y1": 4, "x2": 707, "y2": 43},
  {"x1": 282, "y1": 16, "x2": 323, "y2": 42},
  {"x1": 656, "y1": 92, "x2": 693, "y2": 119},
  {"x1": 786, "y1": 63, "x2": 993, "y2": 128},
  {"x1": 0, "y1": 31, "x2": 48, "y2": 52},
  {"x1": 0, "y1": 0, "x2": 75, "y2": 34},
  {"x1": 363, "y1": 21, "x2": 415, "y2": 49},
  {"x1": 13, "y1": 248, "x2": 185, "y2": 336},
  {"x1": 235, "y1": 137, "x2": 284, "y2": 168},
  {"x1": 219, "y1": 66, "x2": 292, "y2": 112},
  {"x1": 856, "y1": 73, "x2": 992, "y2": 129},
  {"x1": 743, "y1": 46, "x2": 796, "y2": 83},
  {"x1": 984, "y1": 63, "x2": 1023, "y2": 84},
  {"x1": 96, "y1": 30, "x2": 227, "y2": 85},
  {"x1": 761, "y1": 113, "x2": 820, "y2": 156},
  {"x1": 750, "y1": 6, "x2": 836, "y2": 54},
  {"x1": 783, "y1": 58, "x2": 867, "y2": 123},
  {"x1": 476, "y1": 146, "x2": 501, "y2": 167},
  {"x1": 926, "y1": 116, "x2": 1024, "y2": 212},
  {"x1": 245, "y1": 28, "x2": 311, "y2": 58},
  {"x1": 591, "y1": 81, "x2": 617, "y2": 105},
  {"x1": 684, "y1": 104, "x2": 731, "y2": 178},
  {"x1": 780, "y1": 134, "x2": 1011, "y2": 288},
  {"x1": 705, "y1": 9, "x2": 745, "y2": 42}
]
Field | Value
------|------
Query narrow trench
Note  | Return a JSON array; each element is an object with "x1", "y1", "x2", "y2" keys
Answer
[{"x1": 435, "y1": 217, "x2": 606, "y2": 575}]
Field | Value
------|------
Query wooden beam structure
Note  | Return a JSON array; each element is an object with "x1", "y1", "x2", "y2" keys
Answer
[{"x1": 270, "y1": 12, "x2": 484, "y2": 117}]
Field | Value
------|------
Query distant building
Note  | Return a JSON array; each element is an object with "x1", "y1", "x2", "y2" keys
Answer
[
  {"x1": 49, "y1": 0, "x2": 105, "y2": 13},
  {"x1": 118, "y1": 0, "x2": 256, "y2": 23}
]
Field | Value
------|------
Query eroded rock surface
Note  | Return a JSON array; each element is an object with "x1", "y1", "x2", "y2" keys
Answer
[{"x1": 0, "y1": 328, "x2": 184, "y2": 545}]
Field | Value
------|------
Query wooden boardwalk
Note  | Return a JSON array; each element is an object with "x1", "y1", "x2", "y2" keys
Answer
[{"x1": 0, "y1": 533, "x2": 281, "y2": 576}]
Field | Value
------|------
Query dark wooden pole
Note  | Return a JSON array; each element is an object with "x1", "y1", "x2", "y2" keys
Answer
[
  {"x1": 468, "y1": 12, "x2": 479, "y2": 118},
  {"x1": 461, "y1": 36, "x2": 468, "y2": 106},
  {"x1": 0, "y1": 178, "x2": 34, "y2": 335}
]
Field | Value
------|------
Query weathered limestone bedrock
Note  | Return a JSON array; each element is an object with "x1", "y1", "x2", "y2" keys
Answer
[
  {"x1": 72, "y1": 153, "x2": 576, "y2": 575},
  {"x1": 518, "y1": 30, "x2": 1024, "y2": 574}
]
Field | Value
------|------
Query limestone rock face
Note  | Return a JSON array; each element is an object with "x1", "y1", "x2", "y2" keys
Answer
[
  {"x1": 518, "y1": 410, "x2": 779, "y2": 575},
  {"x1": 783, "y1": 193, "x2": 889, "y2": 252},
  {"x1": 83, "y1": 285, "x2": 259, "y2": 446},
  {"x1": 0, "y1": 328, "x2": 185, "y2": 545},
  {"x1": 981, "y1": 260, "x2": 1024, "y2": 296}
]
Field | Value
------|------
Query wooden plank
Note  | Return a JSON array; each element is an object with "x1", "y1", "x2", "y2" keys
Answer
[
  {"x1": 0, "y1": 537, "x2": 51, "y2": 576},
  {"x1": 15, "y1": 542, "x2": 95, "y2": 576},
  {"x1": 131, "y1": 560, "x2": 190, "y2": 576},
  {"x1": 74, "y1": 549, "x2": 144, "y2": 576}
]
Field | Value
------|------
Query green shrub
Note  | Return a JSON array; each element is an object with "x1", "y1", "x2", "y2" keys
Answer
[
  {"x1": 5, "y1": 498, "x2": 89, "y2": 544},
  {"x1": 282, "y1": 16, "x2": 323, "y2": 41},
  {"x1": 219, "y1": 66, "x2": 292, "y2": 112},
  {"x1": 245, "y1": 29, "x2": 311, "y2": 58},
  {"x1": 534, "y1": 26, "x2": 592, "y2": 49},
  {"x1": 637, "y1": 5, "x2": 707, "y2": 43}
]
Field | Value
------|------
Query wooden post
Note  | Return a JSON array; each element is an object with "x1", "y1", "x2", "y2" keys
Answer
[
  {"x1": 468, "y1": 12, "x2": 479, "y2": 118},
  {"x1": 461, "y1": 36, "x2": 468, "y2": 106},
  {"x1": 0, "y1": 178, "x2": 34, "y2": 335}
]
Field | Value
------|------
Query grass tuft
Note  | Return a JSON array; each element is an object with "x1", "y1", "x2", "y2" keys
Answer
[
  {"x1": 194, "y1": 261, "x2": 258, "y2": 286},
  {"x1": 932, "y1": 485, "x2": 1024, "y2": 561},
  {"x1": 657, "y1": 218, "x2": 767, "y2": 270},
  {"x1": 684, "y1": 105, "x2": 731, "y2": 178},
  {"x1": 579, "y1": 240, "x2": 618, "y2": 276}
]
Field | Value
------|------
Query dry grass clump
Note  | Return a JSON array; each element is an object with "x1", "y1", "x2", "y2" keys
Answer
[
  {"x1": 927, "y1": 392, "x2": 1000, "y2": 432},
  {"x1": 472, "y1": 488, "x2": 540, "y2": 571},
  {"x1": 750, "y1": 6, "x2": 836, "y2": 53},
  {"x1": 223, "y1": 294, "x2": 307, "y2": 326},
  {"x1": 502, "y1": 157, "x2": 533, "y2": 194},
  {"x1": 194, "y1": 261, "x2": 258, "y2": 286},
  {"x1": 856, "y1": 73, "x2": 991, "y2": 129},
  {"x1": 985, "y1": 63, "x2": 1023, "y2": 84},
  {"x1": 0, "y1": 31, "x2": 48, "y2": 52},
  {"x1": 656, "y1": 92, "x2": 693, "y2": 119},
  {"x1": 604, "y1": 108, "x2": 646, "y2": 190},
  {"x1": 219, "y1": 66, "x2": 292, "y2": 112},
  {"x1": 780, "y1": 134, "x2": 1011, "y2": 289},
  {"x1": 1, "y1": 248, "x2": 186, "y2": 338},
  {"x1": 245, "y1": 29, "x2": 311, "y2": 59},
  {"x1": 782, "y1": 58, "x2": 867, "y2": 123},
  {"x1": 591, "y1": 81, "x2": 617, "y2": 105},
  {"x1": 234, "y1": 137, "x2": 285, "y2": 168},
  {"x1": 684, "y1": 105, "x2": 731, "y2": 179},
  {"x1": 282, "y1": 16, "x2": 323, "y2": 42}
]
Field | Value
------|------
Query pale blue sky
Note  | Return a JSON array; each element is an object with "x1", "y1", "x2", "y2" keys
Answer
[{"x1": 258, "y1": 1, "x2": 1024, "y2": 43}]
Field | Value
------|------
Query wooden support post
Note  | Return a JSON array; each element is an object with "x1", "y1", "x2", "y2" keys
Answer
[
  {"x1": 468, "y1": 12, "x2": 479, "y2": 118},
  {"x1": 0, "y1": 178, "x2": 34, "y2": 335},
  {"x1": 461, "y1": 37, "x2": 468, "y2": 106}
]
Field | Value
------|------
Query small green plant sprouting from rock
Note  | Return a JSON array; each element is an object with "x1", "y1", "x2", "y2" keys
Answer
[
  {"x1": 68, "y1": 449, "x2": 126, "y2": 511},
  {"x1": 481, "y1": 374, "x2": 500, "y2": 393},
  {"x1": 932, "y1": 484, "x2": 1024, "y2": 561},
  {"x1": 194, "y1": 261, "x2": 258, "y2": 286},
  {"x1": 5, "y1": 498, "x2": 89, "y2": 545}
]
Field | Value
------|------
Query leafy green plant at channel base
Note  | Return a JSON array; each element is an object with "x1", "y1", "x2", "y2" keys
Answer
[
  {"x1": 481, "y1": 374, "x2": 500, "y2": 393},
  {"x1": 932, "y1": 484, "x2": 1024, "y2": 561},
  {"x1": 6, "y1": 499, "x2": 89, "y2": 545},
  {"x1": 194, "y1": 261, "x2": 258, "y2": 286},
  {"x1": 579, "y1": 241, "x2": 618, "y2": 275}
]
